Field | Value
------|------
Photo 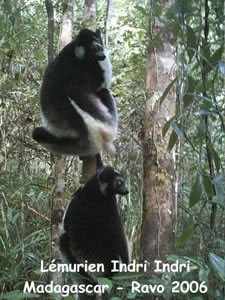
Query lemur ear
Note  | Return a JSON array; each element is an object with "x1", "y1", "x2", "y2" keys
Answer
[
  {"x1": 97, "y1": 166, "x2": 115, "y2": 183},
  {"x1": 96, "y1": 153, "x2": 104, "y2": 171},
  {"x1": 96, "y1": 166, "x2": 106, "y2": 179},
  {"x1": 96, "y1": 29, "x2": 104, "y2": 44},
  {"x1": 75, "y1": 45, "x2": 86, "y2": 59}
]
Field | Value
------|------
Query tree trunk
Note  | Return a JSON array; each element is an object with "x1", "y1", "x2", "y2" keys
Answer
[
  {"x1": 45, "y1": 0, "x2": 54, "y2": 62},
  {"x1": 141, "y1": 0, "x2": 176, "y2": 272},
  {"x1": 83, "y1": 0, "x2": 96, "y2": 31},
  {"x1": 59, "y1": 0, "x2": 74, "y2": 49},
  {"x1": 48, "y1": 0, "x2": 74, "y2": 290},
  {"x1": 104, "y1": 0, "x2": 114, "y2": 48},
  {"x1": 50, "y1": 155, "x2": 66, "y2": 287}
]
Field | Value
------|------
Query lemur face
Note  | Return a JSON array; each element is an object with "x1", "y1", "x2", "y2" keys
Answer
[
  {"x1": 97, "y1": 166, "x2": 129, "y2": 196},
  {"x1": 75, "y1": 29, "x2": 106, "y2": 61}
]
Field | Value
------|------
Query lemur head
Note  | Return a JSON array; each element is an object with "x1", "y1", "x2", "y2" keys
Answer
[
  {"x1": 75, "y1": 28, "x2": 106, "y2": 61},
  {"x1": 97, "y1": 166, "x2": 129, "y2": 197}
]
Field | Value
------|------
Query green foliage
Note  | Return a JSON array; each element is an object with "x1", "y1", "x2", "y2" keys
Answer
[
  {"x1": 105, "y1": 0, "x2": 147, "y2": 256},
  {"x1": 189, "y1": 174, "x2": 202, "y2": 208},
  {"x1": 1, "y1": 0, "x2": 224, "y2": 299},
  {"x1": 97, "y1": 277, "x2": 113, "y2": 292},
  {"x1": 0, "y1": 291, "x2": 39, "y2": 299},
  {"x1": 176, "y1": 225, "x2": 195, "y2": 247},
  {"x1": 209, "y1": 253, "x2": 225, "y2": 280},
  {"x1": 90, "y1": 254, "x2": 223, "y2": 299},
  {"x1": 0, "y1": 0, "x2": 58, "y2": 298},
  {"x1": 160, "y1": 0, "x2": 224, "y2": 298}
]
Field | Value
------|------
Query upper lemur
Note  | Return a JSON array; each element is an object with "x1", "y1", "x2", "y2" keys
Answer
[{"x1": 32, "y1": 29, "x2": 117, "y2": 157}]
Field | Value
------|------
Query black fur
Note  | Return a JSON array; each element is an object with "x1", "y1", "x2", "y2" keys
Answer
[
  {"x1": 32, "y1": 29, "x2": 117, "y2": 157},
  {"x1": 60, "y1": 166, "x2": 129, "y2": 280}
]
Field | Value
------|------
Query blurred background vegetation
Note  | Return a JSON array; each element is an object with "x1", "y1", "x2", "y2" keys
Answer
[{"x1": 0, "y1": 0, "x2": 224, "y2": 299}]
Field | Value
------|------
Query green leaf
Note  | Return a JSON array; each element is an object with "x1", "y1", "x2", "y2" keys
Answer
[
  {"x1": 209, "y1": 253, "x2": 225, "y2": 280},
  {"x1": 154, "y1": 4, "x2": 163, "y2": 17},
  {"x1": 212, "y1": 173, "x2": 224, "y2": 184},
  {"x1": 162, "y1": 116, "x2": 175, "y2": 137},
  {"x1": 208, "y1": 144, "x2": 221, "y2": 172},
  {"x1": 210, "y1": 47, "x2": 223, "y2": 65},
  {"x1": 171, "y1": 122, "x2": 185, "y2": 140},
  {"x1": 214, "y1": 179, "x2": 224, "y2": 205},
  {"x1": 97, "y1": 277, "x2": 113, "y2": 292},
  {"x1": 112, "y1": 272, "x2": 143, "y2": 280},
  {"x1": 183, "y1": 76, "x2": 195, "y2": 108},
  {"x1": 162, "y1": 120, "x2": 171, "y2": 137},
  {"x1": 167, "y1": 255, "x2": 196, "y2": 268},
  {"x1": 189, "y1": 175, "x2": 202, "y2": 208},
  {"x1": 190, "y1": 93, "x2": 218, "y2": 107},
  {"x1": 196, "y1": 82, "x2": 204, "y2": 94},
  {"x1": 171, "y1": 24, "x2": 180, "y2": 41},
  {"x1": 187, "y1": 26, "x2": 197, "y2": 59},
  {"x1": 202, "y1": 175, "x2": 214, "y2": 199},
  {"x1": 199, "y1": 267, "x2": 209, "y2": 282},
  {"x1": 167, "y1": 0, "x2": 196, "y2": 18},
  {"x1": 127, "y1": 291, "x2": 137, "y2": 299},
  {"x1": 191, "y1": 47, "x2": 214, "y2": 70},
  {"x1": 160, "y1": 76, "x2": 177, "y2": 105},
  {"x1": 197, "y1": 119, "x2": 205, "y2": 137},
  {"x1": 135, "y1": 6, "x2": 148, "y2": 16},
  {"x1": 0, "y1": 291, "x2": 39, "y2": 299},
  {"x1": 217, "y1": 239, "x2": 225, "y2": 246},
  {"x1": 168, "y1": 130, "x2": 178, "y2": 152},
  {"x1": 176, "y1": 225, "x2": 195, "y2": 247},
  {"x1": 213, "y1": 182, "x2": 224, "y2": 205},
  {"x1": 149, "y1": 34, "x2": 163, "y2": 49},
  {"x1": 219, "y1": 61, "x2": 224, "y2": 75},
  {"x1": 193, "y1": 110, "x2": 214, "y2": 116}
]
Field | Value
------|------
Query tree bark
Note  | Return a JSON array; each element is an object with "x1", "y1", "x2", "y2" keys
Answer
[
  {"x1": 50, "y1": 155, "x2": 66, "y2": 287},
  {"x1": 83, "y1": 0, "x2": 96, "y2": 31},
  {"x1": 141, "y1": 0, "x2": 176, "y2": 272},
  {"x1": 48, "y1": 0, "x2": 74, "y2": 290},
  {"x1": 202, "y1": 0, "x2": 217, "y2": 231},
  {"x1": 104, "y1": 0, "x2": 114, "y2": 48},
  {"x1": 45, "y1": 0, "x2": 54, "y2": 62},
  {"x1": 59, "y1": 0, "x2": 74, "y2": 49}
]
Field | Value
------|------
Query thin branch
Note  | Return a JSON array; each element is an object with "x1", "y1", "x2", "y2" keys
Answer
[
  {"x1": 45, "y1": 0, "x2": 54, "y2": 63},
  {"x1": 104, "y1": 0, "x2": 114, "y2": 48}
]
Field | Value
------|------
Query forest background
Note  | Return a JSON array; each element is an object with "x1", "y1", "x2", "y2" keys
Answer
[{"x1": 0, "y1": 0, "x2": 224, "y2": 299}]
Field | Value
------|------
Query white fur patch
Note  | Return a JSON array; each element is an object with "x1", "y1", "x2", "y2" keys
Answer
[
  {"x1": 60, "y1": 248, "x2": 70, "y2": 264},
  {"x1": 104, "y1": 142, "x2": 116, "y2": 154},
  {"x1": 97, "y1": 168, "x2": 108, "y2": 196},
  {"x1": 114, "y1": 170, "x2": 121, "y2": 176},
  {"x1": 93, "y1": 97, "x2": 111, "y2": 120},
  {"x1": 75, "y1": 46, "x2": 85, "y2": 59},
  {"x1": 98, "y1": 49, "x2": 112, "y2": 89},
  {"x1": 99, "y1": 182, "x2": 108, "y2": 196},
  {"x1": 118, "y1": 256, "x2": 127, "y2": 271},
  {"x1": 62, "y1": 202, "x2": 69, "y2": 230},
  {"x1": 69, "y1": 98, "x2": 116, "y2": 155}
]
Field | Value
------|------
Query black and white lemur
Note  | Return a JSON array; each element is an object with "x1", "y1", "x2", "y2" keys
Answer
[
  {"x1": 59, "y1": 166, "x2": 130, "y2": 282},
  {"x1": 32, "y1": 29, "x2": 117, "y2": 157}
]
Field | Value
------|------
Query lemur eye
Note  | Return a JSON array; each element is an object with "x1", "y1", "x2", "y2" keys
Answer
[{"x1": 91, "y1": 43, "x2": 102, "y2": 52}]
